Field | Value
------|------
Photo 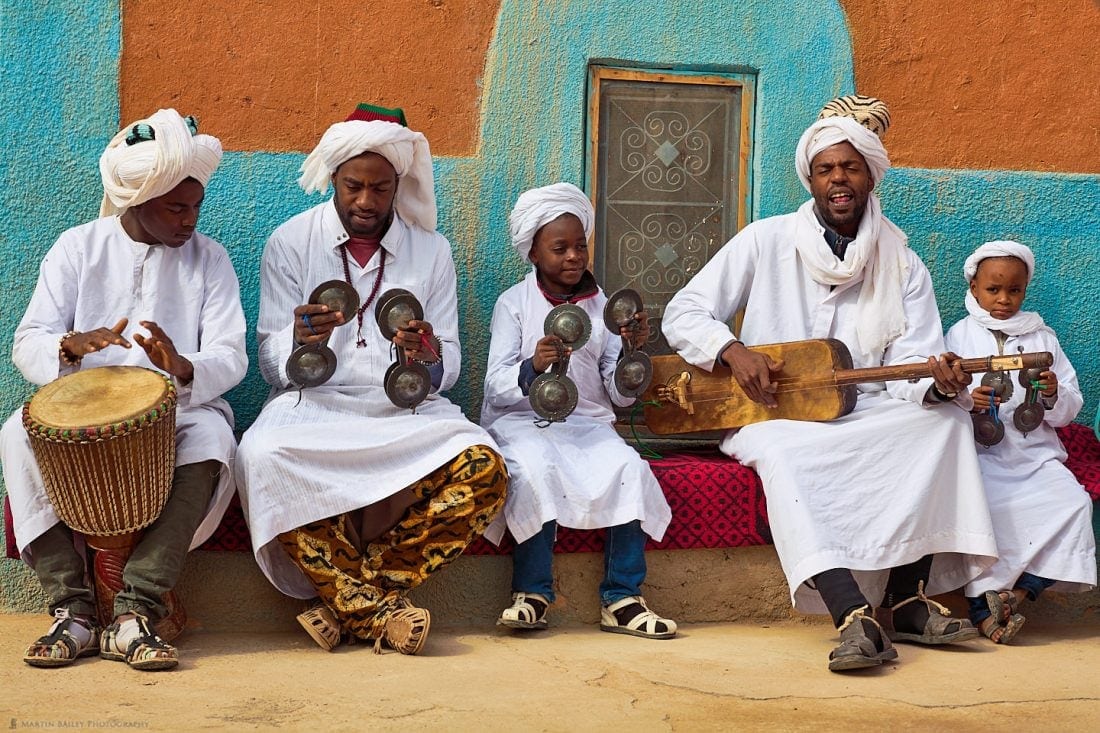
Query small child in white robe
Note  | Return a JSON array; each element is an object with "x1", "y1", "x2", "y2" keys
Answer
[
  {"x1": 945, "y1": 240, "x2": 1096, "y2": 644},
  {"x1": 481, "y1": 183, "x2": 675, "y2": 639}
]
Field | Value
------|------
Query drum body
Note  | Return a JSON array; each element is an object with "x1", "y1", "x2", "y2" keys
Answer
[{"x1": 22, "y1": 365, "x2": 178, "y2": 537}]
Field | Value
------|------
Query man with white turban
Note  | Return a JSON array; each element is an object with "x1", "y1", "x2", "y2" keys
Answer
[
  {"x1": 481, "y1": 183, "x2": 675, "y2": 638},
  {"x1": 946, "y1": 240, "x2": 1095, "y2": 644},
  {"x1": 236, "y1": 109, "x2": 507, "y2": 655},
  {"x1": 663, "y1": 96, "x2": 998, "y2": 672},
  {"x1": 2, "y1": 108, "x2": 247, "y2": 670}
]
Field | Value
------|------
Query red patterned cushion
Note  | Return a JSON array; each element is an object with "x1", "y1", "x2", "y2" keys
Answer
[
  {"x1": 7, "y1": 423, "x2": 1100, "y2": 560},
  {"x1": 465, "y1": 450, "x2": 769, "y2": 555}
]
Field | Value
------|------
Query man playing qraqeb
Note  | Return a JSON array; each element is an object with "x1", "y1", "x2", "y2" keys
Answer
[
  {"x1": 662, "y1": 96, "x2": 997, "y2": 672},
  {"x1": 236, "y1": 109, "x2": 507, "y2": 655}
]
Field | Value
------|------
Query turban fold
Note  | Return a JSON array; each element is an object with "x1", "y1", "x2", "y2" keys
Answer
[
  {"x1": 795, "y1": 116, "x2": 891, "y2": 192},
  {"x1": 818, "y1": 95, "x2": 891, "y2": 140},
  {"x1": 963, "y1": 240, "x2": 1036, "y2": 283},
  {"x1": 99, "y1": 109, "x2": 222, "y2": 217},
  {"x1": 298, "y1": 120, "x2": 436, "y2": 232},
  {"x1": 508, "y1": 183, "x2": 594, "y2": 262}
]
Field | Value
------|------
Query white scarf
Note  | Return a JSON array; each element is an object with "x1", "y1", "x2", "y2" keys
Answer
[
  {"x1": 508, "y1": 182, "x2": 594, "y2": 262},
  {"x1": 794, "y1": 197, "x2": 910, "y2": 363},
  {"x1": 298, "y1": 120, "x2": 437, "y2": 232},
  {"x1": 99, "y1": 109, "x2": 222, "y2": 217},
  {"x1": 963, "y1": 240, "x2": 1046, "y2": 336}
]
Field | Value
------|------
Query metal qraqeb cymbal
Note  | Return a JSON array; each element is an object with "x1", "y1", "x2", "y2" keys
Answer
[
  {"x1": 1013, "y1": 402, "x2": 1046, "y2": 434},
  {"x1": 375, "y1": 288, "x2": 424, "y2": 340},
  {"x1": 529, "y1": 372, "x2": 579, "y2": 422},
  {"x1": 286, "y1": 344, "x2": 338, "y2": 388},
  {"x1": 614, "y1": 350, "x2": 653, "y2": 397},
  {"x1": 603, "y1": 288, "x2": 645, "y2": 333},
  {"x1": 383, "y1": 361, "x2": 431, "y2": 410},
  {"x1": 981, "y1": 370, "x2": 1014, "y2": 402},
  {"x1": 543, "y1": 303, "x2": 591, "y2": 349},
  {"x1": 309, "y1": 280, "x2": 360, "y2": 319},
  {"x1": 971, "y1": 412, "x2": 1005, "y2": 447}
]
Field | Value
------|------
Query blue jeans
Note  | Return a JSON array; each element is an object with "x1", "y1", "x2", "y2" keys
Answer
[
  {"x1": 511, "y1": 520, "x2": 648, "y2": 606},
  {"x1": 967, "y1": 572, "x2": 1056, "y2": 624}
]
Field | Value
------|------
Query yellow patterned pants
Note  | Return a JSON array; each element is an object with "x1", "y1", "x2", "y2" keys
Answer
[{"x1": 278, "y1": 445, "x2": 507, "y2": 640}]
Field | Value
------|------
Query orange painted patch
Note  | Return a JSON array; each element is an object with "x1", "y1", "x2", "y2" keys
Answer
[
  {"x1": 120, "y1": 0, "x2": 501, "y2": 155},
  {"x1": 841, "y1": 1, "x2": 1100, "y2": 173}
]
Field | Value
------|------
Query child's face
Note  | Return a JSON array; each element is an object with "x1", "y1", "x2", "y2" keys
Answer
[
  {"x1": 530, "y1": 213, "x2": 588, "y2": 292},
  {"x1": 970, "y1": 256, "x2": 1029, "y2": 320}
]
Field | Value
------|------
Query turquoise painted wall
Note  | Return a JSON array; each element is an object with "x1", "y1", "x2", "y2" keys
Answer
[{"x1": 2, "y1": 0, "x2": 1097, "y2": 610}]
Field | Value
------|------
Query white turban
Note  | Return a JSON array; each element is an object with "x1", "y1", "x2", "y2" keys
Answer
[
  {"x1": 795, "y1": 116, "x2": 891, "y2": 192},
  {"x1": 99, "y1": 109, "x2": 222, "y2": 217},
  {"x1": 298, "y1": 120, "x2": 437, "y2": 232},
  {"x1": 963, "y1": 240, "x2": 1035, "y2": 283},
  {"x1": 508, "y1": 183, "x2": 594, "y2": 262},
  {"x1": 963, "y1": 240, "x2": 1045, "y2": 337}
]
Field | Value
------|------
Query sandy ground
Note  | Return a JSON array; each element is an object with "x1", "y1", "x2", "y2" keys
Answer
[{"x1": 1, "y1": 614, "x2": 1099, "y2": 731}]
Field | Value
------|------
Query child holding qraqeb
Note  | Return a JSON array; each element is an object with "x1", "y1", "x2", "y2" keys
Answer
[
  {"x1": 480, "y1": 183, "x2": 676, "y2": 638},
  {"x1": 944, "y1": 240, "x2": 1096, "y2": 644}
]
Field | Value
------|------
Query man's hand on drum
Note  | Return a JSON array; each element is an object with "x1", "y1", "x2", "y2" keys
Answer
[
  {"x1": 394, "y1": 320, "x2": 442, "y2": 364},
  {"x1": 61, "y1": 318, "x2": 132, "y2": 360},
  {"x1": 293, "y1": 304, "x2": 344, "y2": 345},
  {"x1": 619, "y1": 311, "x2": 650, "y2": 350},
  {"x1": 721, "y1": 341, "x2": 785, "y2": 408},
  {"x1": 134, "y1": 321, "x2": 194, "y2": 383},
  {"x1": 532, "y1": 335, "x2": 569, "y2": 374},
  {"x1": 927, "y1": 352, "x2": 972, "y2": 400}
]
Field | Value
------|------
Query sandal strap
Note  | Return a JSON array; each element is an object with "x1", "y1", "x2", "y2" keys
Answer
[
  {"x1": 887, "y1": 580, "x2": 952, "y2": 616},
  {"x1": 501, "y1": 593, "x2": 549, "y2": 624},
  {"x1": 124, "y1": 616, "x2": 174, "y2": 658}
]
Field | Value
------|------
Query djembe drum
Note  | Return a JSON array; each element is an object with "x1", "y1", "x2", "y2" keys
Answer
[{"x1": 22, "y1": 365, "x2": 187, "y2": 639}]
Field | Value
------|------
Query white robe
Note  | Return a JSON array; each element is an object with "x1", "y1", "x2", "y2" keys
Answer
[
  {"x1": 945, "y1": 317, "x2": 1096, "y2": 595},
  {"x1": 480, "y1": 271, "x2": 672, "y2": 545},
  {"x1": 0, "y1": 216, "x2": 246, "y2": 559},
  {"x1": 663, "y1": 209, "x2": 998, "y2": 613},
  {"x1": 236, "y1": 201, "x2": 496, "y2": 598}
]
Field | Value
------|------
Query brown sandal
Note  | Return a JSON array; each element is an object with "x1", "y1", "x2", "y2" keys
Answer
[
  {"x1": 297, "y1": 603, "x2": 341, "y2": 652},
  {"x1": 981, "y1": 591, "x2": 1026, "y2": 644},
  {"x1": 373, "y1": 605, "x2": 431, "y2": 655},
  {"x1": 875, "y1": 581, "x2": 979, "y2": 645}
]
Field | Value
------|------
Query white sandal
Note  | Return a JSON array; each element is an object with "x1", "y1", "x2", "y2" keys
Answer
[
  {"x1": 600, "y1": 596, "x2": 677, "y2": 640},
  {"x1": 297, "y1": 603, "x2": 341, "y2": 652},
  {"x1": 497, "y1": 592, "x2": 550, "y2": 630}
]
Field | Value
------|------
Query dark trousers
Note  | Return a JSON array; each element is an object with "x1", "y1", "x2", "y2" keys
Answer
[
  {"x1": 812, "y1": 555, "x2": 934, "y2": 628},
  {"x1": 28, "y1": 460, "x2": 220, "y2": 621}
]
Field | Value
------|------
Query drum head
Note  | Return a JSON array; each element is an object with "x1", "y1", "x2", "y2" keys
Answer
[
  {"x1": 971, "y1": 413, "x2": 1005, "y2": 447},
  {"x1": 309, "y1": 280, "x2": 360, "y2": 320},
  {"x1": 529, "y1": 373, "x2": 579, "y2": 422},
  {"x1": 384, "y1": 361, "x2": 431, "y2": 409},
  {"x1": 287, "y1": 344, "x2": 338, "y2": 388},
  {"x1": 543, "y1": 303, "x2": 591, "y2": 350},
  {"x1": 375, "y1": 289, "x2": 424, "y2": 340},
  {"x1": 614, "y1": 351, "x2": 653, "y2": 397},
  {"x1": 603, "y1": 288, "x2": 644, "y2": 333},
  {"x1": 27, "y1": 366, "x2": 171, "y2": 429}
]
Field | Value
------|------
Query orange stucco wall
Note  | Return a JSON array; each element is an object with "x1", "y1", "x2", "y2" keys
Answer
[
  {"x1": 840, "y1": 0, "x2": 1099, "y2": 172},
  {"x1": 120, "y1": 0, "x2": 501, "y2": 156},
  {"x1": 121, "y1": 1, "x2": 1097, "y2": 172}
]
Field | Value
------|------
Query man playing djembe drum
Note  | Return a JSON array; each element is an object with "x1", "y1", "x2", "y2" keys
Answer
[
  {"x1": 1, "y1": 109, "x2": 247, "y2": 670},
  {"x1": 662, "y1": 96, "x2": 998, "y2": 672},
  {"x1": 235, "y1": 106, "x2": 507, "y2": 655}
]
